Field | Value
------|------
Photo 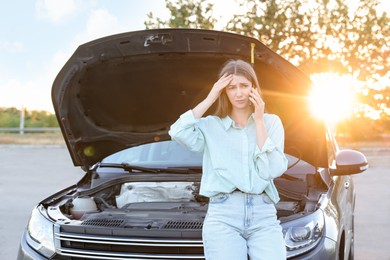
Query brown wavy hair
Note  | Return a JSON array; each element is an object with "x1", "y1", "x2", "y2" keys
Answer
[{"x1": 214, "y1": 59, "x2": 262, "y2": 118}]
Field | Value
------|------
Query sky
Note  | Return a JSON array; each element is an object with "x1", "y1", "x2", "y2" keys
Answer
[
  {"x1": 0, "y1": 0, "x2": 172, "y2": 112},
  {"x1": 1, "y1": 0, "x2": 389, "y2": 113}
]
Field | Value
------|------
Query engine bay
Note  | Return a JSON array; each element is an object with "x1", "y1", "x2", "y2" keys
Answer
[{"x1": 47, "y1": 166, "x2": 328, "y2": 234}]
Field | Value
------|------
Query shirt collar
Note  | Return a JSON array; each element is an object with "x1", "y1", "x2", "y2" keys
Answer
[{"x1": 221, "y1": 114, "x2": 255, "y2": 131}]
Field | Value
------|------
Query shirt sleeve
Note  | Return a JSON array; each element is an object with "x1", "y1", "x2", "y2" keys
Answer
[
  {"x1": 168, "y1": 110, "x2": 205, "y2": 153},
  {"x1": 253, "y1": 115, "x2": 288, "y2": 180}
]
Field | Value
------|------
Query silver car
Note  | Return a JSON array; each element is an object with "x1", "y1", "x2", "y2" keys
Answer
[{"x1": 18, "y1": 28, "x2": 367, "y2": 260}]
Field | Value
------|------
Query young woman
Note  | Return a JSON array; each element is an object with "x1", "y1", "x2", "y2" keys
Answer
[{"x1": 169, "y1": 59, "x2": 288, "y2": 259}]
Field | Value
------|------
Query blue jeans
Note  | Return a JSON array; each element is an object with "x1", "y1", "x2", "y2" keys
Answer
[{"x1": 203, "y1": 191, "x2": 286, "y2": 260}]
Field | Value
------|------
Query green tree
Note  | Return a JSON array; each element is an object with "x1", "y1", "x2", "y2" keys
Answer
[
  {"x1": 226, "y1": 0, "x2": 389, "y2": 82},
  {"x1": 24, "y1": 110, "x2": 58, "y2": 128},
  {"x1": 145, "y1": 0, "x2": 389, "y2": 83},
  {"x1": 0, "y1": 107, "x2": 20, "y2": 127},
  {"x1": 0, "y1": 108, "x2": 58, "y2": 128},
  {"x1": 145, "y1": 0, "x2": 217, "y2": 29},
  {"x1": 356, "y1": 86, "x2": 390, "y2": 119}
]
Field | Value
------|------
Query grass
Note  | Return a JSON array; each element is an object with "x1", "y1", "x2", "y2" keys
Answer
[{"x1": 0, "y1": 132, "x2": 65, "y2": 145}]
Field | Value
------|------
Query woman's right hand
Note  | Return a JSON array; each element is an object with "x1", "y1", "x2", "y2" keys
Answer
[
  {"x1": 207, "y1": 73, "x2": 233, "y2": 103},
  {"x1": 192, "y1": 73, "x2": 232, "y2": 119}
]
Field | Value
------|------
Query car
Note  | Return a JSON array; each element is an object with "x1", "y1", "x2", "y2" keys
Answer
[{"x1": 17, "y1": 28, "x2": 368, "y2": 260}]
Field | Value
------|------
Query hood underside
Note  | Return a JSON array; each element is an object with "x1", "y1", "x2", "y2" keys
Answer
[{"x1": 52, "y1": 28, "x2": 327, "y2": 169}]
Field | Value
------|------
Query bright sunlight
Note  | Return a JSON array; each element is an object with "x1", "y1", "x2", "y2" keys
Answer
[{"x1": 309, "y1": 72, "x2": 357, "y2": 125}]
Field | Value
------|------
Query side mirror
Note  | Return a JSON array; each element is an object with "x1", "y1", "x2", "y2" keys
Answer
[{"x1": 331, "y1": 149, "x2": 368, "y2": 176}]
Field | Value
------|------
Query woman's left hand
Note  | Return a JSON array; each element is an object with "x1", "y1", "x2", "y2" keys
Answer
[{"x1": 249, "y1": 87, "x2": 265, "y2": 122}]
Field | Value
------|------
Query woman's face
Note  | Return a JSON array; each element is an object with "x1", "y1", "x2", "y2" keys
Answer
[{"x1": 225, "y1": 74, "x2": 252, "y2": 110}]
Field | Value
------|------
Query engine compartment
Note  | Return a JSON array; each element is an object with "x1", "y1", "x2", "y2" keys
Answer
[
  {"x1": 47, "y1": 166, "x2": 327, "y2": 234},
  {"x1": 42, "y1": 148, "x2": 330, "y2": 234}
]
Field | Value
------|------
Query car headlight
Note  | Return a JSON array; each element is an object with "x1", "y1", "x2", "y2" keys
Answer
[
  {"x1": 283, "y1": 209, "x2": 324, "y2": 258},
  {"x1": 26, "y1": 206, "x2": 56, "y2": 258}
]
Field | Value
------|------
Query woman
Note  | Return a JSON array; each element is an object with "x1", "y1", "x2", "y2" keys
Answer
[{"x1": 169, "y1": 59, "x2": 288, "y2": 259}]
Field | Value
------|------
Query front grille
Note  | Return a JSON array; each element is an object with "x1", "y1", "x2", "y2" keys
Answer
[
  {"x1": 82, "y1": 219, "x2": 125, "y2": 227},
  {"x1": 162, "y1": 221, "x2": 203, "y2": 230},
  {"x1": 54, "y1": 225, "x2": 205, "y2": 259}
]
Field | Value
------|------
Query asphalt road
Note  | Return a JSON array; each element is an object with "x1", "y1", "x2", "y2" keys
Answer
[{"x1": 0, "y1": 145, "x2": 389, "y2": 260}]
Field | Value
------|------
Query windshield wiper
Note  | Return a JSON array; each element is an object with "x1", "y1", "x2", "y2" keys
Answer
[{"x1": 93, "y1": 163, "x2": 200, "y2": 174}]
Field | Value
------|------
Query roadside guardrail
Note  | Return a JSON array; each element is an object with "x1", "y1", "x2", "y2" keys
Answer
[{"x1": 0, "y1": 128, "x2": 60, "y2": 133}]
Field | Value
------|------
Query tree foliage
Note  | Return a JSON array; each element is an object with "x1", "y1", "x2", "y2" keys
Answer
[
  {"x1": 145, "y1": 0, "x2": 216, "y2": 29},
  {"x1": 145, "y1": 0, "x2": 389, "y2": 82},
  {"x1": 356, "y1": 86, "x2": 390, "y2": 118},
  {"x1": 226, "y1": 0, "x2": 389, "y2": 82},
  {"x1": 0, "y1": 107, "x2": 58, "y2": 128},
  {"x1": 0, "y1": 107, "x2": 20, "y2": 127}
]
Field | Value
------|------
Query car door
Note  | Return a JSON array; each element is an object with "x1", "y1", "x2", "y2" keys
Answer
[{"x1": 327, "y1": 131, "x2": 354, "y2": 259}]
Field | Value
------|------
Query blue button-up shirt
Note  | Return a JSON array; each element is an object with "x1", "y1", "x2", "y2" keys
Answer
[{"x1": 169, "y1": 110, "x2": 288, "y2": 203}]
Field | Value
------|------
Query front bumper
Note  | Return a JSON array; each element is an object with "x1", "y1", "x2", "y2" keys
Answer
[
  {"x1": 17, "y1": 230, "x2": 48, "y2": 260},
  {"x1": 18, "y1": 228, "x2": 337, "y2": 260}
]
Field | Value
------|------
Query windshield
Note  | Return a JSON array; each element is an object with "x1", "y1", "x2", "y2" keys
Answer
[{"x1": 102, "y1": 140, "x2": 203, "y2": 167}]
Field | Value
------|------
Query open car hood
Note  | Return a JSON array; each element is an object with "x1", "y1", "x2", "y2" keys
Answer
[{"x1": 52, "y1": 28, "x2": 327, "y2": 169}]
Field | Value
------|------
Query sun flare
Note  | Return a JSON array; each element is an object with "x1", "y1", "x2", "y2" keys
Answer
[{"x1": 309, "y1": 73, "x2": 357, "y2": 125}]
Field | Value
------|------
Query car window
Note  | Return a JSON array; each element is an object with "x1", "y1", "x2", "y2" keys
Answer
[
  {"x1": 326, "y1": 131, "x2": 337, "y2": 168},
  {"x1": 102, "y1": 140, "x2": 203, "y2": 166}
]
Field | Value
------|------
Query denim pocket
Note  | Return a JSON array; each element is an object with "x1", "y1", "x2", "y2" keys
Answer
[{"x1": 209, "y1": 193, "x2": 229, "y2": 204}]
